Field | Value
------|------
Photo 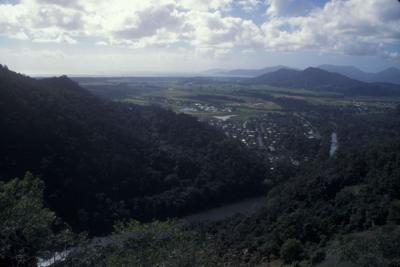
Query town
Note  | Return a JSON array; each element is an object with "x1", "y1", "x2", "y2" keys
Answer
[{"x1": 205, "y1": 112, "x2": 321, "y2": 167}]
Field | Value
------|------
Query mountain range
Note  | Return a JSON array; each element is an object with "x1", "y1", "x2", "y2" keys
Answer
[
  {"x1": 318, "y1": 64, "x2": 400, "y2": 85},
  {"x1": 204, "y1": 64, "x2": 400, "y2": 85},
  {"x1": 249, "y1": 67, "x2": 400, "y2": 96}
]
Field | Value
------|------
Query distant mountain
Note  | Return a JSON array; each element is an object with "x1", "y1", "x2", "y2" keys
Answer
[
  {"x1": 251, "y1": 67, "x2": 360, "y2": 89},
  {"x1": 203, "y1": 65, "x2": 293, "y2": 77},
  {"x1": 201, "y1": 68, "x2": 228, "y2": 75},
  {"x1": 374, "y1": 67, "x2": 400, "y2": 84},
  {"x1": 204, "y1": 64, "x2": 400, "y2": 83},
  {"x1": 318, "y1": 64, "x2": 371, "y2": 82},
  {"x1": 319, "y1": 64, "x2": 400, "y2": 84},
  {"x1": 250, "y1": 67, "x2": 400, "y2": 96},
  {"x1": 225, "y1": 65, "x2": 292, "y2": 77}
]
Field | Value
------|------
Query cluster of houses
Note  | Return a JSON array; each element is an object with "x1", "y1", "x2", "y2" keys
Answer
[
  {"x1": 207, "y1": 113, "x2": 320, "y2": 167},
  {"x1": 180, "y1": 102, "x2": 232, "y2": 113}
]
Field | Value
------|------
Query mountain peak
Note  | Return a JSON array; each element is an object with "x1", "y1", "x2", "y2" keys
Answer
[
  {"x1": 380, "y1": 67, "x2": 400, "y2": 74},
  {"x1": 319, "y1": 64, "x2": 362, "y2": 71},
  {"x1": 40, "y1": 75, "x2": 82, "y2": 91},
  {"x1": 273, "y1": 67, "x2": 296, "y2": 73},
  {"x1": 250, "y1": 66, "x2": 364, "y2": 92},
  {"x1": 0, "y1": 64, "x2": 18, "y2": 76},
  {"x1": 303, "y1": 67, "x2": 325, "y2": 73},
  {"x1": 317, "y1": 64, "x2": 400, "y2": 84}
]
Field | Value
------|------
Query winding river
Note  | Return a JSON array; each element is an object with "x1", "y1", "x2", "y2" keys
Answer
[
  {"x1": 183, "y1": 196, "x2": 266, "y2": 223},
  {"x1": 329, "y1": 132, "x2": 338, "y2": 157}
]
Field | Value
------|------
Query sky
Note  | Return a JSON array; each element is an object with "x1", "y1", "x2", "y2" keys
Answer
[{"x1": 0, "y1": 0, "x2": 399, "y2": 75}]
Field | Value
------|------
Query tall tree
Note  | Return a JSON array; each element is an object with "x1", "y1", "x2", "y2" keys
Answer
[{"x1": 0, "y1": 172, "x2": 74, "y2": 267}]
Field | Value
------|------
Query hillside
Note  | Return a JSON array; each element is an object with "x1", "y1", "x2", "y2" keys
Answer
[
  {"x1": 250, "y1": 67, "x2": 400, "y2": 96},
  {"x1": 0, "y1": 65, "x2": 269, "y2": 234},
  {"x1": 207, "y1": 106, "x2": 400, "y2": 266},
  {"x1": 318, "y1": 64, "x2": 372, "y2": 81},
  {"x1": 375, "y1": 67, "x2": 400, "y2": 84},
  {"x1": 251, "y1": 67, "x2": 360, "y2": 89},
  {"x1": 49, "y1": 98, "x2": 400, "y2": 267}
]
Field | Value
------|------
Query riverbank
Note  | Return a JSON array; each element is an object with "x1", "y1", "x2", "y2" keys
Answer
[{"x1": 183, "y1": 196, "x2": 266, "y2": 223}]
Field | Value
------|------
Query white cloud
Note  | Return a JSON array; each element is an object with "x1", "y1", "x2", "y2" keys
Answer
[
  {"x1": 266, "y1": 0, "x2": 291, "y2": 17},
  {"x1": 262, "y1": 0, "x2": 400, "y2": 60},
  {"x1": 188, "y1": 11, "x2": 263, "y2": 48},
  {"x1": 177, "y1": 0, "x2": 232, "y2": 11},
  {"x1": 0, "y1": 0, "x2": 398, "y2": 61},
  {"x1": 266, "y1": 0, "x2": 315, "y2": 17},
  {"x1": 95, "y1": 41, "x2": 108, "y2": 46},
  {"x1": 112, "y1": 4, "x2": 185, "y2": 40},
  {"x1": 238, "y1": 0, "x2": 262, "y2": 12},
  {"x1": 0, "y1": 0, "x2": 83, "y2": 42}
]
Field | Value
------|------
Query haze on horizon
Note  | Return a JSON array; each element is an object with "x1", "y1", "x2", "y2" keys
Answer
[{"x1": 0, "y1": 0, "x2": 399, "y2": 76}]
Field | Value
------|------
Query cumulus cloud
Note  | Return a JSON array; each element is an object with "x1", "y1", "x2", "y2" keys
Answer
[
  {"x1": 177, "y1": 0, "x2": 232, "y2": 11},
  {"x1": 0, "y1": 0, "x2": 82, "y2": 42},
  {"x1": 112, "y1": 4, "x2": 185, "y2": 40},
  {"x1": 238, "y1": 0, "x2": 262, "y2": 12},
  {"x1": 266, "y1": 0, "x2": 315, "y2": 17},
  {"x1": 0, "y1": 0, "x2": 399, "y2": 61},
  {"x1": 189, "y1": 11, "x2": 263, "y2": 48},
  {"x1": 36, "y1": 0, "x2": 82, "y2": 9},
  {"x1": 262, "y1": 0, "x2": 400, "y2": 60}
]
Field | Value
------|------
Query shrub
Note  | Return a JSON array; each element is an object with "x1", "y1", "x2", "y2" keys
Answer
[
  {"x1": 311, "y1": 249, "x2": 326, "y2": 265},
  {"x1": 280, "y1": 239, "x2": 304, "y2": 264}
]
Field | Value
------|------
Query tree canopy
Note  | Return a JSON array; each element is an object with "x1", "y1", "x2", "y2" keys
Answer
[{"x1": 0, "y1": 172, "x2": 74, "y2": 267}]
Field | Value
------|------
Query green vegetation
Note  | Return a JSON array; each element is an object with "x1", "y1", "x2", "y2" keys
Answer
[
  {"x1": 280, "y1": 239, "x2": 304, "y2": 264},
  {"x1": 66, "y1": 220, "x2": 218, "y2": 267},
  {"x1": 339, "y1": 226, "x2": 400, "y2": 267},
  {"x1": 0, "y1": 65, "x2": 269, "y2": 235},
  {"x1": 78, "y1": 74, "x2": 400, "y2": 123},
  {"x1": 0, "y1": 173, "x2": 75, "y2": 266},
  {"x1": 2, "y1": 65, "x2": 400, "y2": 266},
  {"x1": 205, "y1": 107, "x2": 400, "y2": 266}
]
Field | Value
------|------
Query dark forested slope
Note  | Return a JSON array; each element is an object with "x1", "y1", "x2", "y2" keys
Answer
[
  {"x1": 0, "y1": 65, "x2": 269, "y2": 234},
  {"x1": 209, "y1": 107, "x2": 400, "y2": 265}
]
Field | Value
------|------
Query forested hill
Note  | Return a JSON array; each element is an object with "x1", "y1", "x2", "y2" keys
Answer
[
  {"x1": 209, "y1": 107, "x2": 400, "y2": 266},
  {"x1": 249, "y1": 67, "x2": 400, "y2": 96},
  {"x1": 0, "y1": 65, "x2": 269, "y2": 234}
]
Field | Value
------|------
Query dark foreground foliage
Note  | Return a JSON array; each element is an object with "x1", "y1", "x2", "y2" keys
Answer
[
  {"x1": 0, "y1": 173, "x2": 76, "y2": 267},
  {"x1": 64, "y1": 220, "x2": 219, "y2": 267}
]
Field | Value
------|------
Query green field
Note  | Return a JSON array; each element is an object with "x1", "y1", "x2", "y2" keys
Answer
[{"x1": 78, "y1": 77, "x2": 400, "y2": 122}]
